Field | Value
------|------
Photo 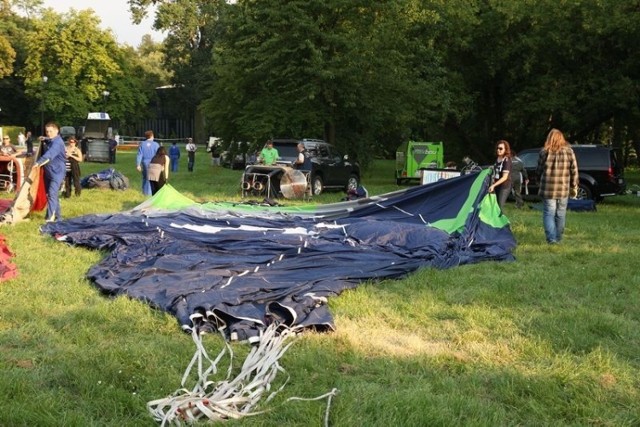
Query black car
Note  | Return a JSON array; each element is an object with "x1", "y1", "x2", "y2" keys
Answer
[
  {"x1": 272, "y1": 138, "x2": 360, "y2": 195},
  {"x1": 518, "y1": 144, "x2": 626, "y2": 201},
  {"x1": 60, "y1": 126, "x2": 77, "y2": 141},
  {"x1": 221, "y1": 141, "x2": 250, "y2": 169}
]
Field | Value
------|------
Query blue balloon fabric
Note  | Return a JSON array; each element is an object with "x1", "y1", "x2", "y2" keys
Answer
[{"x1": 41, "y1": 170, "x2": 516, "y2": 340}]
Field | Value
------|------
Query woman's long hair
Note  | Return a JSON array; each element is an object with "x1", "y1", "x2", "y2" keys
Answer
[
  {"x1": 543, "y1": 129, "x2": 568, "y2": 153},
  {"x1": 152, "y1": 146, "x2": 167, "y2": 163},
  {"x1": 496, "y1": 140, "x2": 511, "y2": 158}
]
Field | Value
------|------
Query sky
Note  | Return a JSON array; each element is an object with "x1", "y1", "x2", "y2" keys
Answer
[{"x1": 40, "y1": 0, "x2": 164, "y2": 47}]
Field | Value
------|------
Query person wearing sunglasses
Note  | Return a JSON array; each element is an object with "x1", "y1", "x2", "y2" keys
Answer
[
  {"x1": 488, "y1": 140, "x2": 512, "y2": 212},
  {"x1": 0, "y1": 135, "x2": 18, "y2": 157}
]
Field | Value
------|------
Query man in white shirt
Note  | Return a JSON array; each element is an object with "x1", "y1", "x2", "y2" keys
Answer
[{"x1": 186, "y1": 138, "x2": 197, "y2": 172}]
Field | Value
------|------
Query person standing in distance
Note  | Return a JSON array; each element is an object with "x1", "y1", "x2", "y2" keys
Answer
[
  {"x1": 17, "y1": 131, "x2": 25, "y2": 147},
  {"x1": 293, "y1": 142, "x2": 311, "y2": 171},
  {"x1": 258, "y1": 140, "x2": 279, "y2": 165},
  {"x1": 34, "y1": 122, "x2": 67, "y2": 221},
  {"x1": 136, "y1": 130, "x2": 160, "y2": 195},
  {"x1": 25, "y1": 131, "x2": 34, "y2": 157},
  {"x1": 510, "y1": 151, "x2": 528, "y2": 209},
  {"x1": 185, "y1": 138, "x2": 197, "y2": 172},
  {"x1": 210, "y1": 142, "x2": 221, "y2": 166},
  {"x1": 488, "y1": 140, "x2": 513, "y2": 213},
  {"x1": 169, "y1": 141, "x2": 181, "y2": 172},
  {"x1": 536, "y1": 128, "x2": 579, "y2": 244},
  {"x1": 108, "y1": 135, "x2": 118, "y2": 164}
]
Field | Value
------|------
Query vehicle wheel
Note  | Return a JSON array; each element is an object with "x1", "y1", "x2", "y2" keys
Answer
[
  {"x1": 312, "y1": 175, "x2": 324, "y2": 196},
  {"x1": 576, "y1": 183, "x2": 592, "y2": 200},
  {"x1": 396, "y1": 178, "x2": 403, "y2": 185},
  {"x1": 347, "y1": 174, "x2": 359, "y2": 192}
]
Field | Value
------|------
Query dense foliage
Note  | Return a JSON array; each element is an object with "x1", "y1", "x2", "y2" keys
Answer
[
  {"x1": 129, "y1": 0, "x2": 640, "y2": 165},
  {"x1": 2, "y1": 0, "x2": 640, "y2": 165},
  {"x1": 0, "y1": 0, "x2": 167, "y2": 134}
]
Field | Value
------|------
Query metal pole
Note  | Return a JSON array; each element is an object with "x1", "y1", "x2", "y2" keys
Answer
[
  {"x1": 102, "y1": 90, "x2": 110, "y2": 113},
  {"x1": 40, "y1": 75, "x2": 48, "y2": 135},
  {"x1": 40, "y1": 99, "x2": 44, "y2": 136}
]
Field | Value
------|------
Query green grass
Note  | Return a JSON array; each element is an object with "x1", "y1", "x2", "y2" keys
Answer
[{"x1": 1, "y1": 151, "x2": 639, "y2": 426}]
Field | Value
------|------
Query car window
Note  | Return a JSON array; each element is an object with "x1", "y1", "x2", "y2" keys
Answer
[
  {"x1": 276, "y1": 144, "x2": 298, "y2": 158},
  {"x1": 519, "y1": 151, "x2": 539, "y2": 168},
  {"x1": 574, "y1": 149, "x2": 606, "y2": 168},
  {"x1": 331, "y1": 147, "x2": 344, "y2": 162},
  {"x1": 317, "y1": 145, "x2": 330, "y2": 158}
]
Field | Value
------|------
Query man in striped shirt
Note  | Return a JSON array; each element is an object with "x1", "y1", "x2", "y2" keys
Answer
[{"x1": 536, "y1": 128, "x2": 579, "y2": 244}]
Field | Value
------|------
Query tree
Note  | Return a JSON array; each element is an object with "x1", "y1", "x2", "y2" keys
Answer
[
  {"x1": 22, "y1": 8, "x2": 136, "y2": 125},
  {"x1": 22, "y1": 8, "x2": 120, "y2": 124},
  {"x1": 131, "y1": 0, "x2": 466, "y2": 166},
  {"x1": 0, "y1": 1, "x2": 18, "y2": 78},
  {"x1": 0, "y1": 35, "x2": 15, "y2": 79},
  {"x1": 129, "y1": 0, "x2": 640, "y2": 164},
  {"x1": 10, "y1": 0, "x2": 43, "y2": 19},
  {"x1": 202, "y1": 0, "x2": 456, "y2": 167},
  {"x1": 0, "y1": 3, "x2": 36, "y2": 125},
  {"x1": 129, "y1": 0, "x2": 224, "y2": 140},
  {"x1": 431, "y1": 0, "x2": 640, "y2": 160}
]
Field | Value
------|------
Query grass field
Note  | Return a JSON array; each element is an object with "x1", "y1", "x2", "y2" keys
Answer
[{"x1": 1, "y1": 148, "x2": 639, "y2": 426}]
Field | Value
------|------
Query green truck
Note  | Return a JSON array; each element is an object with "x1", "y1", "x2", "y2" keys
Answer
[{"x1": 395, "y1": 141, "x2": 444, "y2": 184}]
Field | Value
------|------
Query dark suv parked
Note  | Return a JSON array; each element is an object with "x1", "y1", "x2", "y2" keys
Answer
[
  {"x1": 271, "y1": 138, "x2": 360, "y2": 195},
  {"x1": 518, "y1": 144, "x2": 626, "y2": 201}
]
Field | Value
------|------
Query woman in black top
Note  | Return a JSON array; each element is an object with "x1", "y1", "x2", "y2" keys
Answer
[{"x1": 488, "y1": 140, "x2": 512, "y2": 211}]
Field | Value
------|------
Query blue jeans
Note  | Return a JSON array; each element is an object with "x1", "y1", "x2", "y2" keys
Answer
[
  {"x1": 496, "y1": 184, "x2": 512, "y2": 212},
  {"x1": 543, "y1": 198, "x2": 568, "y2": 243},
  {"x1": 44, "y1": 170, "x2": 65, "y2": 221},
  {"x1": 141, "y1": 163, "x2": 152, "y2": 196}
]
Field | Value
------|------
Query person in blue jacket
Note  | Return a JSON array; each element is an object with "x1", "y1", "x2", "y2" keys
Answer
[
  {"x1": 136, "y1": 130, "x2": 160, "y2": 195},
  {"x1": 34, "y1": 122, "x2": 67, "y2": 222},
  {"x1": 169, "y1": 141, "x2": 180, "y2": 172}
]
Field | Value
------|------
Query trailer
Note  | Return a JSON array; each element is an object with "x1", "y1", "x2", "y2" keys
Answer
[
  {"x1": 79, "y1": 112, "x2": 112, "y2": 163},
  {"x1": 395, "y1": 141, "x2": 444, "y2": 184}
]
